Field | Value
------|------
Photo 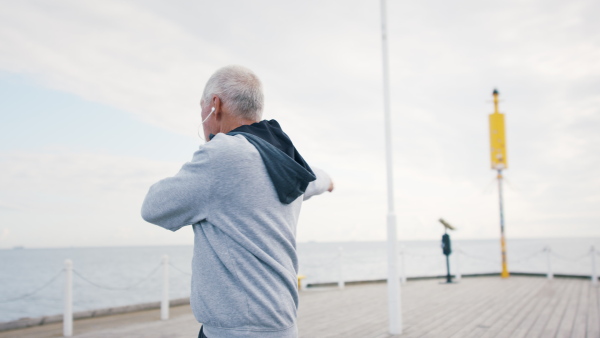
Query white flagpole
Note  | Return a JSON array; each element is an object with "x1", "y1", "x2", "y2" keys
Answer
[{"x1": 380, "y1": 0, "x2": 402, "y2": 334}]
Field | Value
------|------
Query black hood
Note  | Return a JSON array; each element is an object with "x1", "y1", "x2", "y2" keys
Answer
[{"x1": 227, "y1": 120, "x2": 316, "y2": 204}]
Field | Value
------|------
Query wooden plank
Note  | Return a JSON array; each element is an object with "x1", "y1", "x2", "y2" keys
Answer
[
  {"x1": 4, "y1": 276, "x2": 592, "y2": 338},
  {"x1": 413, "y1": 277, "x2": 506, "y2": 337},
  {"x1": 328, "y1": 285, "x2": 384, "y2": 332},
  {"x1": 523, "y1": 278, "x2": 573, "y2": 337},
  {"x1": 354, "y1": 277, "x2": 494, "y2": 338},
  {"x1": 507, "y1": 278, "x2": 570, "y2": 338},
  {"x1": 422, "y1": 278, "x2": 512, "y2": 338},
  {"x1": 554, "y1": 278, "x2": 583, "y2": 338},
  {"x1": 299, "y1": 291, "x2": 354, "y2": 336},
  {"x1": 321, "y1": 290, "x2": 386, "y2": 337},
  {"x1": 568, "y1": 280, "x2": 589, "y2": 338},
  {"x1": 441, "y1": 277, "x2": 531, "y2": 338},
  {"x1": 529, "y1": 278, "x2": 577, "y2": 337},
  {"x1": 540, "y1": 278, "x2": 581, "y2": 337},
  {"x1": 587, "y1": 282, "x2": 600, "y2": 338},
  {"x1": 406, "y1": 277, "x2": 509, "y2": 337},
  {"x1": 400, "y1": 279, "x2": 487, "y2": 337},
  {"x1": 299, "y1": 284, "x2": 388, "y2": 338},
  {"x1": 457, "y1": 278, "x2": 538, "y2": 338},
  {"x1": 476, "y1": 277, "x2": 543, "y2": 338},
  {"x1": 353, "y1": 278, "x2": 470, "y2": 338},
  {"x1": 342, "y1": 281, "x2": 438, "y2": 338},
  {"x1": 492, "y1": 278, "x2": 556, "y2": 338},
  {"x1": 0, "y1": 304, "x2": 198, "y2": 338},
  {"x1": 421, "y1": 278, "x2": 512, "y2": 337}
]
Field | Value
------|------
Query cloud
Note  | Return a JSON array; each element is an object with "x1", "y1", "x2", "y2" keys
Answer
[
  {"x1": 0, "y1": 150, "x2": 195, "y2": 248},
  {"x1": 0, "y1": 0, "x2": 228, "y2": 134},
  {"x1": 0, "y1": 0, "x2": 599, "y2": 246},
  {"x1": 0, "y1": 202, "x2": 24, "y2": 211}
]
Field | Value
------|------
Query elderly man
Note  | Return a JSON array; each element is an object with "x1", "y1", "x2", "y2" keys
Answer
[{"x1": 141, "y1": 65, "x2": 333, "y2": 338}]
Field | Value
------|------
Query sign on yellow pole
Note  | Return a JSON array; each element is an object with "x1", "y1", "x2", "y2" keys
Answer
[
  {"x1": 489, "y1": 89, "x2": 507, "y2": 169},
  {"x1": 488, "y1": 88, "x2": 509, "y2": 279}
]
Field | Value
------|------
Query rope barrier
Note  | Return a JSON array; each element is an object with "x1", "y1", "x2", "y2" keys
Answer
[
  {"x1": 459, "y1": 251, "x2": 500, "y2": 264},
  {"x1": 510, "y1": 250, "x2": 543, "y2": 264},
  {"x1": 169, "y1": 262, "x2": 192, "y2": 276},
  {"x1": 346, "y1": 256, "x2": 383, "y2": 264},
  {"x1": 1, "y1": 246, "x2": 597, "y2": 308},
  {"x1": 0, "y1": 269, "x2": 63, "y2": 303},
  {"x1": 301, "y1": 249, "x2": 548, "y2": 267},
  {"x1": 73, "y1": 263, "x2": 161, "y2": 291},
  {"x1": 550, "y1": 252, "x2": 589, "y2": 262},
  {"x1": 300, "y1": 256, "x2": 339, "y2": 268},
  {"x1": 404, "y1": 252, "x2": 439, "y2": 258}
]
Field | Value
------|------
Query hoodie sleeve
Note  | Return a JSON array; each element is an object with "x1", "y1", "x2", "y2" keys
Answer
[
  {"x1": 303, "y1": 166, "x2": 332, "y2": 201},
  {"x1": 141, "y1": 146, "x2": 212, "y2": 231}
]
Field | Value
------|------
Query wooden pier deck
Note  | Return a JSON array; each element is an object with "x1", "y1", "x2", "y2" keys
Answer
[{"x1": 1, "y1": 276, "x2": 598, "y2": 337}]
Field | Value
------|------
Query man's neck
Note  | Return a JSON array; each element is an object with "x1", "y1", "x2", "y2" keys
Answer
[{"x1": 220, "y1": 116, "x2": 259, "y2": 134}]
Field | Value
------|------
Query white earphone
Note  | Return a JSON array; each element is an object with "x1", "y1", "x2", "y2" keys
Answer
[{"x1": 197, "y1": 107, "x2": 216, "y2": 141}]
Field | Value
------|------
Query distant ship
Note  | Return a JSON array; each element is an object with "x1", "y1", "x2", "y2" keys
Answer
[{"x1": 12, "y1": 245, "x2": 24, "y2": 250}]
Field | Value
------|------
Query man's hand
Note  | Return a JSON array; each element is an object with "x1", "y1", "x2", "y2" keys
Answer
[{"x1": 304, "y1": 167, "x2": 333, "y2": 200}]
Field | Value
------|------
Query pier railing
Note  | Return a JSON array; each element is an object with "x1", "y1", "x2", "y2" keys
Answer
[
  {"x1": 1, "y1": 246, "x2": 598, "y2": 336},
  {"x1": 299, "y1": 245, "x2": 599, "y2": 288}
]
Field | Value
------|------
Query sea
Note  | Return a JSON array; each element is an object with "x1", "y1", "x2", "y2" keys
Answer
[{"x1": 0, "y1": 238, "x2": 598, "y2": 323}]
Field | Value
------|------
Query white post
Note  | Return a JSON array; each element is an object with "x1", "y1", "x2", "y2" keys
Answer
[
  {"x1": 161, "y1": 255, "x2": 169, "y2": 320},
  {"x1": 63, "y1": 259, "x2": 73, "y2": 337},
  {"x1": 338, "y1": 247, "x2": 345, "y2": 289},
  {"x1": 455, "y1": 247, "x2": 462, "y2": 282},
  {"x1": 592, "y1": 246, "x2": 598, "y2": 286},
  {"x1": 400, "y1": 246, "x2": 406, "y2": 284},
  {"x1": 380, "y1": 0, "x2": 402, "y2": 334},
  {"x1": 545, "y1": 247, "x2": 553, "y2": 280}
]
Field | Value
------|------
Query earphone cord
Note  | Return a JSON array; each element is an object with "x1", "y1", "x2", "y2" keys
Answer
[{"x1": 197, "y1": 108, "x2": 215, "y2": 142}]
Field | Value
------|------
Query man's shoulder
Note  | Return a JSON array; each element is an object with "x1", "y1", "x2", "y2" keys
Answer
[
  {"x1": 208, "y1": 133, "x2": 254, "y2": 149},
  {"x1": 203, "y1": 133, "x2": 260, "y2": 162},
  {"x1": 201, "y1": 133, "x2": 272, "y2": 192}
]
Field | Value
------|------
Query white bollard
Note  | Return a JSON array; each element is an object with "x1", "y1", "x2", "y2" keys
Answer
[
  {"x1": 63, "y1": 259, "x2": 73, "y2": 337},
  {"x1": 545, "y1": 247, "x2": 553, "y2": 280},
  {"x1": 399, "y1": 246, "x2": 406, "y2": 284},
  {"x1": 338, "y1": 247, "x2": 344, "y2": 290},
  {"x1": 592, "y1": 246, "x2": 598, "y2": 287},
  {"x1": 455, "y1": 248, "x2": 462, "y2": 282},
  {"x1": 161, "y1": 255, "x2": 169, "y2": 320}
]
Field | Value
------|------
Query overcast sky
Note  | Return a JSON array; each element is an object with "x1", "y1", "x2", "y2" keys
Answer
[{"x1": 0, "y1": 0, "x2": 598, "y2": 248}]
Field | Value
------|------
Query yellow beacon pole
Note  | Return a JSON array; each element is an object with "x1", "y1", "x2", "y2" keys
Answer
[{"x1": 489, "y1": 89, "x2": 509, "y2": 278}]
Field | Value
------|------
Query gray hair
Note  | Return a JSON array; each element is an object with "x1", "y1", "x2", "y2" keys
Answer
[{"x1": 202, "y1": 65, "x2": 264, "y2": 121}]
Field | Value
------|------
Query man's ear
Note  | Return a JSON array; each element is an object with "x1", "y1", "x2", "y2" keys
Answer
[{"x1": 212, "y1": 96, "x2": 223, "y2": 121}]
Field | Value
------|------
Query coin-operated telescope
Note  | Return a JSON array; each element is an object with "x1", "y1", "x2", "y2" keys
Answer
[{"x1": 439, "y1": 218, "x2": 456, "y2": 283}]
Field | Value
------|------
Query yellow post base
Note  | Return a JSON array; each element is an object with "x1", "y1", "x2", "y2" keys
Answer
[
  {"x1": 500, "y1": 235, "x2": 509, "y2": 278},
  {"x1": 297, "y1": 275, "x2": 306, "y2": 290}
]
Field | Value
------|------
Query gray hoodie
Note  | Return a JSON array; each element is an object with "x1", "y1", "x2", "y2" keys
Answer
[{"x1": 141, "y1": 121, "x2": 331, "y2": 337}]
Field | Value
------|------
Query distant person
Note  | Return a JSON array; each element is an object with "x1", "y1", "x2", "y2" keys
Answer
[{"x1": 141, "y1": 65, "x2": 333, "y2": 338}]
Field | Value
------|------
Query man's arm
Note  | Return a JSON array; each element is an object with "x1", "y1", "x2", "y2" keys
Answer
[
  {"x1": 141, "y1": 147, "x2": 212, "y2": 231},
  {"x1": 303, "y1": 167, "x2": 333, "y2": 201}
]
